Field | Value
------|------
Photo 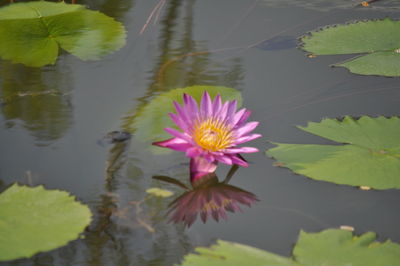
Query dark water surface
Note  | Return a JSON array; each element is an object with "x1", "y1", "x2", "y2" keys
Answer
[{"x1": 1, "y1": 0, "x2": 400, "y2": 265}]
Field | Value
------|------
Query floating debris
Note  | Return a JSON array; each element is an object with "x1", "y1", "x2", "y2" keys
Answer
[
  {"x1": 340, "y1": 225, "x2": 355, "y2": 231},
  {"x1": 98, "y1": 131, "x2": 131, "y2": 146}
]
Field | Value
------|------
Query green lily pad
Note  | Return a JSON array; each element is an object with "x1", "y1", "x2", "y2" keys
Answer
[
  {"x1": 266, "y1": 116, "x2": 400, "y2": 190},
  {"x1": 294, "y1": 229, "x2": 400, "y2": 266},
  {"x1": 301, "y1": 18, "x2": 400, "y2": 76},
  {"x1": 0, "y1": 183, "x2": 92, "y2": 261},
  {"x1": 146, "y1": 187, "x2": 174, "y2": 198},
  {"x1": 0, "y1": 1, "x2": 126, "y2": 67},
  {"x1": 180, "y1": 229, "x2": 400, "y2": 266},
  {"x1": 130, "y1": 85, "x2": 242, "y2": 153},
  {"x1": 180, "y1": 239, "x2": 296, "y2": 266}
]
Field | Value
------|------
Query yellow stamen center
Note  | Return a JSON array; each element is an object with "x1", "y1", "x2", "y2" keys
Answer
[{"x1": 193, "y1": 118, "x2": 233, "y2": 151}]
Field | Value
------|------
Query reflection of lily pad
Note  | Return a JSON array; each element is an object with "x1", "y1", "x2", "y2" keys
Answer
[
  {"x1": 0, "y1": 1, "x2": 126, "y2": 67},
  {"x1": 255, "y1": 36, "x2": 297, "y2": 51},
  {"x1": 130, "y1": 86, "x2": 242, "y2": 153},
  {"x1": 267, "y1": 116, "x2": 400, "y2": 190},
  {"x1": 181, "y1": 240, "x2": 295, "y2": 266},
  {"x1": 301, "y1": 18, "x2": 400, "y2": 76},
  {"x1": 0, "y1": 183, "x2": 92, "y2": 261},
  {"x1": 181, "y1": 229, "x2": 400, "y2": 266}
]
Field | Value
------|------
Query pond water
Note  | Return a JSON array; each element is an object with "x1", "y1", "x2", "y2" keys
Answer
[{"x1": 1, "y1": 0, "x2": 400, "y2": 265}]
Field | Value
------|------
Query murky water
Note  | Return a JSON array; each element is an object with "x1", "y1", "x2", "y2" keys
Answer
[{"x1": 1, "y1": 0, "x2": 400, "y2": 265}]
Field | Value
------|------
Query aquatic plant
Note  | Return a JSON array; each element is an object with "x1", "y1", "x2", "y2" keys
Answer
[
  {"x1": 180, "y1": 229, "x2": 400, "y2": 265},
  {"x1": 0, "y1": 184, "x2": 92, "y2": 261},
  {"x1": 267, "y1": 116, "x2": 400, "y2": 190},
  {"x1": 0, "y1": 1, "x2": 126, "y2": 67},
  {"x1": 301, "y1": 18, "x2": 400, "y2": 76},
  {"x1": 153, "y1": 91, "x2": 261, "y2": 181}
]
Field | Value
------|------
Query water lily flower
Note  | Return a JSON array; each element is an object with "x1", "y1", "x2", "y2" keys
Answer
[{"x1": 153, "y1": 91, "x2": 261, "y2": 181}]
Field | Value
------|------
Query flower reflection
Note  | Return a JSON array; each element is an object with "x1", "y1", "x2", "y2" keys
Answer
[{"x1": 153, "y1": 166, "x2": 258, "y2": 227}]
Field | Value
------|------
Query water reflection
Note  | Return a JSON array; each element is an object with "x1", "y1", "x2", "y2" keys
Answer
[
  {"x1": 147, "y1": 0, "x2": 245, "y2": 91},
  {"x1": 154, "y1": 166, "x2": 258, "y2": 227},
  {"x1": 122, "y1": 0, "x2": 244, "y2": 136},
  {"x1": 79, "y1": 135, "x2": 191, "y2": 266},
  {"x1": 0, "y1": 62, "x2": 73, "y2": 145},
  {"x1": 84, "y1": 0, "x2": 135, "y2": 19}
]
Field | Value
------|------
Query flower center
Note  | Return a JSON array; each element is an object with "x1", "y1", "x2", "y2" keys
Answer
[{"x1": 193, "y1": 118, "x2": 233, "y2": 151}]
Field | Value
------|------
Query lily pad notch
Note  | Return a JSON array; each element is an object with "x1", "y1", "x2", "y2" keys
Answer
[
  {"x1": 180, "y1": 229, "x2": 400, "y2": 266},
  {"x1": 300, "y1": 18, "x2": 400, "y2": 76},
  {"x1": 0, "y1": 183, "x2": 92, "y2": 261},
  {"x1": 266, "y1": 116, "x2": 400, "y2": 190},
  {"x1": 0, "y1": 1, "x2": 126, "y2": 67}
]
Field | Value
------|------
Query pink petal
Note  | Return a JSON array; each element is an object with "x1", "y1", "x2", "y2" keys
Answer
[
  {"x1": 235, "y1": 133, "x2": 262, "y2": 144},
  {"x1": 234, "y1": 121, "x2": 259, "y2": 137},
  {"x1": 173, "y1": 101, "x2": 190, "y2": 125},
  {"x1": 219, "y1": 101, "x2": 229, "y2": 122},
  {"x1": 152, "y1": 138, "x2": 192, "y2": 152},
  {"x1": 169, "y1": 113, "x2": 189, "y2": 131},
  {"x1": 164, "y1": 127, "x2": 193, "y2": 142},
  {"x1": 232, "y1": 108, "x2": 247, "y2": 126},
  {"x1": 235, "y1": 109, "x2": 252, "y2": 127},
  {"x1": 200, "y1": 91, "x2": 212, "y2": 118},
  {"x1": 190, "y1": 156, "x2": 218, "y2": 182},
  {"x1": 234, "y1": 133, "x2": 262, "y2": 145},
  {"x1": 186, "y1": 147, "x2": 202, "y2": 157},
  {"x1": 183, "y1": 94, "x2": 199, "y2": 118},
  {"x1": 227, "y1": 100, "x2": 237, "y2": 121},
  {"x1": 203, "y1": 153, "x2": 215, "y2": 162},
  {"x1": 215, "y1": 155, "x2": 233, "y2": 165},
  {"x1": 230, "y1": 155, "x2": 249, "y2": 167},
  {"x1": 224, "y1": 147, "x2": 259, "y2": 154},
  {"x1": 210, "y1": 151, "x2": 224, "y2": 157},
  {"x1": 212, "y1": 94, "x2": 222, "y2": 114}
]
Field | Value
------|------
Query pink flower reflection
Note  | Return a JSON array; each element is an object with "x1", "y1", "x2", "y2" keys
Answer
[{"x1": 166, "y1": 173, "x2": 258, "y2": 227}]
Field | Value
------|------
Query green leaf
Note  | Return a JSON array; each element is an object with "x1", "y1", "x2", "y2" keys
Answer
[
  {"x1": 337, "y1": 51, "x2": 400, "y2": 77},
  {"x1": 301, "y1": 18, "x2": 400, "y2": 76},
  {"x1": 130, "y1": 85, "x2": 242, "y2": 153},
  {"x1": 266, "y1": 116, "x2": 400, "y2": 189},
  {"x1": 146, "y1": 187, "x2": 174, "y2": 198},
  {"x1": 0, "y1": 183, "x2": 92, "y2": 261},
  {"x1": 180, "y1": 229, "x2": 400, "y2": 266},
  {"x1": 180, "y1": 240, "x2": 296, "y2": 266},
  {"x1": 294, "y1": 229, "x2": 400, "y2": 266},
  {"x1": 0, "y1": 1, "x2": 126, "y2": 67}
]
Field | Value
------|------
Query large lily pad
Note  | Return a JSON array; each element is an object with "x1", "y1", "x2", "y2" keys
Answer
[
  {"x1": 180, "y1": 239, "x2": 296, "y2": 266},
  {"x1": 180, "y1": 229, "x2": 400, "y2": 266},
  {"x1": 0, "y1": 183, "x2": 92, "y2": 261},
  {"x1": 293, "y1": 229, "x2": 400, "y2": 266},
  {"x1": 129, "y1": 86, "x2": 242, "y2": 153},
  {"x1": 301, "y1": 18, "x2": 400, "y2": 76},
  {"x1": 267, "y1": 116, "x2": 400, "y2": 190},
  {"x1": 0, "y1": 1, "x2": 126, "y2": 67}
]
